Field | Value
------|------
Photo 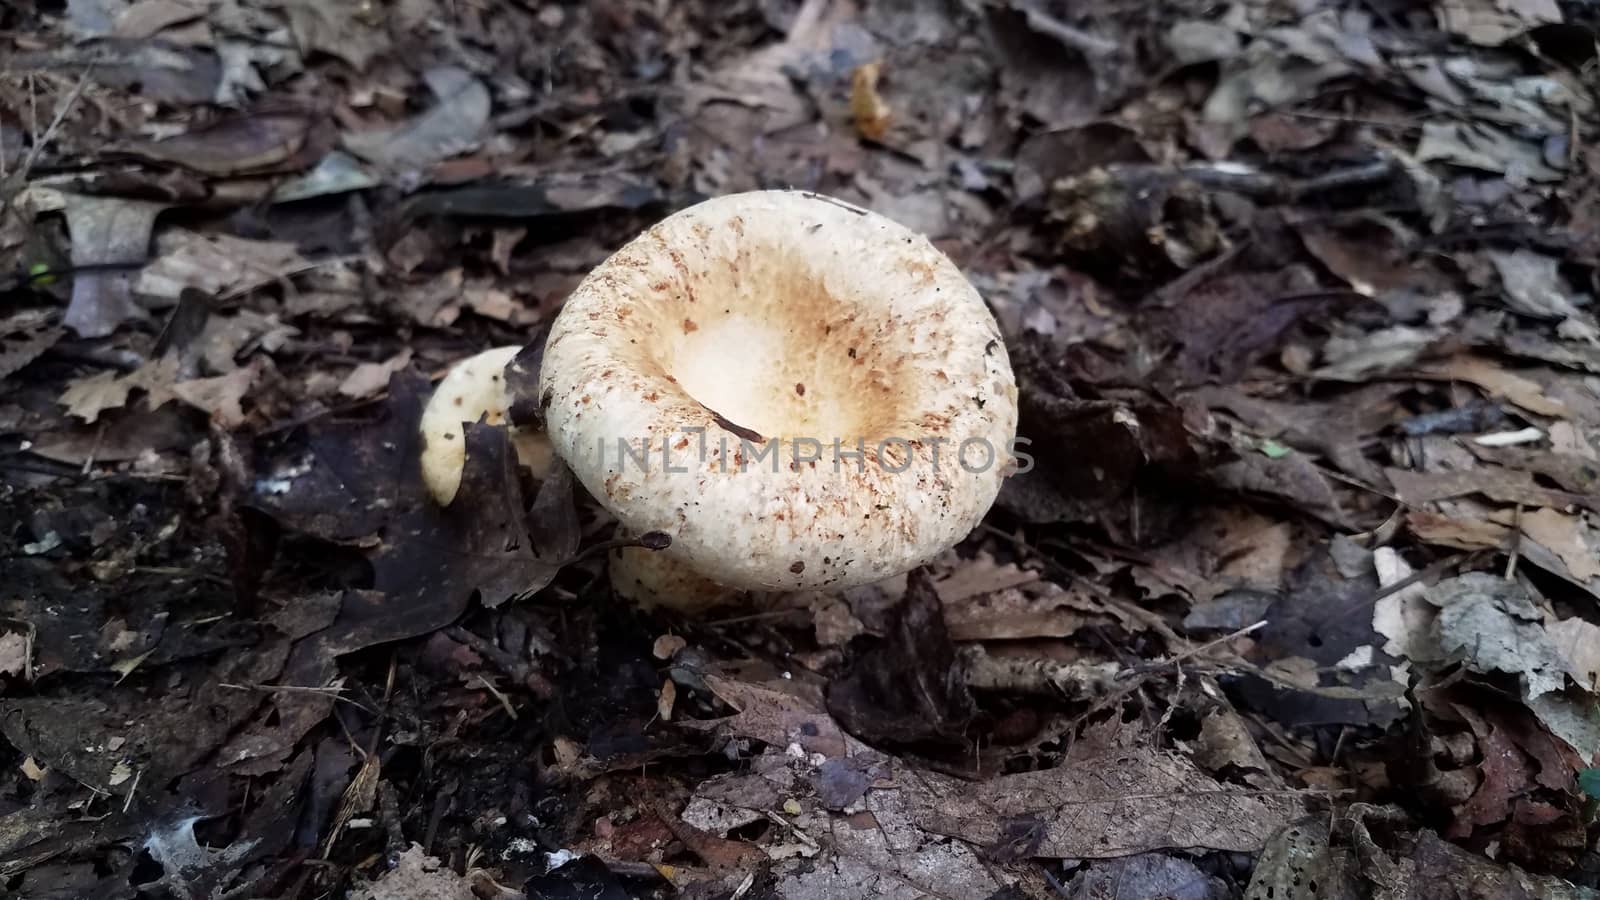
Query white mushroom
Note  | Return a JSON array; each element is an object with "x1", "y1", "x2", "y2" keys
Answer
[
  {"x1": 419, "y1": 345, "x2": 554, "y2": 506},
  {"x1": 537, "y1": 190, "x2": 1019, "y2": 609}
]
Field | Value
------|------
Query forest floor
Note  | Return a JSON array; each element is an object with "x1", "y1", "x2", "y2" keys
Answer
[{"x1": 4, "y1": 0, "x2": 1600, "y2": 898}]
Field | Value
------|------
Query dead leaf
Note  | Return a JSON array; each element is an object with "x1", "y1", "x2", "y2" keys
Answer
[
  {"x1": 909, "y1": 745, "x2": 1302, "y2": 856},
  {"x1": 1438, "y1": 0, "x2": 1562, "y2": 46},
  {"x1": 61, "y1": 194, "x2": 166, "y2": 338},
  {"x1": 825, "y1": 570, "x2": 976, "y2": 747},
  {"x1": 12, "y1": 40, "x2": 221, "y2": 104},
  {"x1": 850, "y1": 61, "x2": 891, "y2": 141},
  {"x1": 168, "y1": 359, "x2": 264, "y2": 427},
  {"x1": 1516, "y1": 508, "x2": 1600, "y2": 581},
  {"x1": 1407, "y1": 509, "x2": 1512, "y2": 550},
  {"x1": 113, "y1": 0, "x2": 206, "y2": 40},
  {"x1": 943, "y1": 580, "x2": 1123, "y2": 642},
  {"x1": 59, "y1": 369, "x2": 133, "y2": 424},
  {"x1": 342, "y1": 67, "x2": 490, "y2": 180},
  {"x1": 115, "y1": 111, "x2": 309, "y2": 175},
  {"x1": 136, "y1": 229, "x2": 311, "y2": 302},
  {"x1": 1212, "y1": 452, "x2": 1348, "y2": 528},
  {"x1": 1428, "y1": 573, "x2": 1570, "y2": 699},
  {"x1": 348, "y1": 844, "x2": 474, "y2": 900},
  {"x1": 1412, "y1": 355, "x2": 1569, "y2": 418},
  {"x1": 337, "y1": 349, "x2": 412, "y2": 400},
  {"x1": 932, "y1": 552, "x2": 1039, "y2": 603},
  {"x1": 277, "y1": 0, "x2": 390, "y2": 71},
  {"x1": 1545, "y1": 617, "x2": 1600, "y2": 690},
  {"x1": 690, "y1": 675, "x2": 859, "y2": 760},
  {"x1": 1314, "y1": 325, "x2": 1442, "y2": 382},
  {"x1": 1193, "y1": 707, "x2": 1275, "y2": 784},
  {"x1": 1388, "y1": 467, "x2": 1600, "y2": 515},
  {"x1": 1450, "y1": 704, "x2": 1534, "y2": 836},
  {"x1": 1415, "y1": 120, "x2": 1563, "y2": 183},
  {"x1": 0, "y1": 631, "x2": 30, "y2": 679}
]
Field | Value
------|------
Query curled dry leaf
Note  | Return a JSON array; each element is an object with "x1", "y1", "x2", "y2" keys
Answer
[{"x1": 849, "y1": 61, "x2": 891, "y2": 141}]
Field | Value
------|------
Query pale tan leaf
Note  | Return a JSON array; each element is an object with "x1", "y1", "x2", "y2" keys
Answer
[
  {"x1": 1547, "y1": 617, "x2": 1600, "y2": 689},
  {"x1": 169, "y1": 359, "x2": 263, "y2": 427},
  {"x1": 338, "y1": 349, "x2": 412, "y2": 399},
  {"x1": 59, "y1": 370, "x2": 133, "y2": 423},
  {"x1": 1412, "y1": 355, "x2": 1568, "y2": 417},
  {"x1": 1516, "y1": 508, "x2": 1600, "y2": 581}
]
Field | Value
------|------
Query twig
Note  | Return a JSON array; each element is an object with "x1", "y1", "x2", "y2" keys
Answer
[
  {"x1": 4, "y1": 66, "x2": 93, "y2": 194},
  {"x1": 1505, "y1": 504, "x2": 1523, "y2": 580},
  {"x1": 1121, "y1": 619, "x2": 1268, "y2": 677},
  {"x1": 1021, "y1": 7, "x2": 1119, "y2": 57},
  {"x1": 474, "y1": 675, "x2": 519, "y2": 721},
  {"x1": 218, "y1": 681, "x2": 375, "y2": 714}
]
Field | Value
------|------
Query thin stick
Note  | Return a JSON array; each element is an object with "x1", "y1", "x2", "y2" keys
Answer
[{"x1": 1505, "y1": 504, "x2": 1523, "y2": 580}]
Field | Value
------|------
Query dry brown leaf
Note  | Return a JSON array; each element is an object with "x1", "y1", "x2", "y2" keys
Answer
[
  {"x1": 348, "y1": 844, "x2": 474, "y2": 900},
  {"x1": 168, "y1": 359, "x2": 264, "y2": 427},
  {"x1": 338, "y1": 349, "x2": 412, "y2": 400},
  {"x1": 933, "y1": 552, "x2": 1039, "y2": 603},
  {"x1": 113, "y1": 0, "x2": 206, "y2": 40},
  {"x1": 136, "y1": 229, "x2": 310, "y2": 302},
  {"x1": 687, "y1": 675, "x2": 860, "y2": 760},
  {"x1": 1438, "y1": 0, "x2": 1561, "y2": 45},
  {"x1": 0, "y1": 326, "x2": 65, "y2": 381},
  {"x1": 1387, "y1": 467, "x2": 1600, "y2": 515},
  {"x1": 943, "y1": 582, "x2": 1124, "y2": 642},
  {"x1": 850, "y1": 61, "x2": 892, "y2": 141},
  {"x1": 1412, "y1": 356, "x2": 1569, "y2": 418},
  {"x1": 1193, "y1": 708, "x2": 1274, "y2": 782},
  {"x1": 1514, "y1": 508, "x2": 1600, "y2": 581},
  {"x1": 907, "y1": 744, "x2": 1301, "y2": 856},
  {"x1": 1549, "y1": 422, "x2": 1598, "y2": 460},
  {"x1": 59, "y1": 370, "x2": 133, "y2": 424},
  {"x1": 1547, "y1": 617, "x2": 1600, "y2": 688},
  {"x1": 342, "y1": 67, "x2": 489, "y2": 175},
  {"x1": 1407, "y1": 509, "x2": 1510, "y2": 550}
]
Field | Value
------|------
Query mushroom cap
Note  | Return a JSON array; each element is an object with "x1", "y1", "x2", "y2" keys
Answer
[
  {"x1": 419, "y1": 345, "x2": 554, "y2": 505},
  {"x1": 538, "y1": 190, "x2": 1018, "y2": 592}
]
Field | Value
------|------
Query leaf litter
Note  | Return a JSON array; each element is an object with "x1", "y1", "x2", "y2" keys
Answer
[{"x1": 4, "y1": 0, "x2": 1600, "y2": 896}]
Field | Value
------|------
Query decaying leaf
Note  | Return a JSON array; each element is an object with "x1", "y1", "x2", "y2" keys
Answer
[
  {"x1": 1437, "y1": 0, "x2": 1562, "y2": 47},
  {"x1": 850, "y1": 61, "x2": 891, "y2": 141},
  {"x1": 276, "y1": 0, "x2": 390, "y2": 71},
  {"x1": 348, "y1": 844, "x2": 474, "y2": 900},
  {"x1": 337, "y1": 349, "x2": 412, "y2": 399},
  {"x1": 58, "y1": 369, "x2": 134, "y2": 424},
  {"x1": 1427, "y1": 573, "x2": 1570, "y2": 699},
  {"x1": 136, "y1": 229, "x2": 311, "y2": 301},
  {"x1": 342, "y1": 67, "x2": 491, "y2": 180},
  {"x1": 1412, "y1": 355, "x2": 1569, "y2": 418}
]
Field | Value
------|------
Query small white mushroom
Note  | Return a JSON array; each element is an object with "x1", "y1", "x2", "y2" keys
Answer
[
  {"x1": 419, "y1": 345, "x2": 554, "y2": 506},
  {"x1": 537, "y1": 190, "x2": 1020, "y2": 610}
]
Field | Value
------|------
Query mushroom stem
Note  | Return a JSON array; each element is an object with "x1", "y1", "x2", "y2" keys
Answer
[
  {"x1": 419, "y1": 345, "x2": 555, "y2": 506},
  {"x1": 608, "y1": 539, "x2": 739, "y2": 613}
]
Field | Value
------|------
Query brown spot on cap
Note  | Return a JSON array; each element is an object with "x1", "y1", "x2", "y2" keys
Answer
[
  {"x1": 790, "y1": 560, "x2": 805, "y2": 574},
  {"x1": 795, "y1": 382, "x2": 806, "y2": 396},
  {"x1": 682, "y1": 318, "x2": 698, "y2": 333}
]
